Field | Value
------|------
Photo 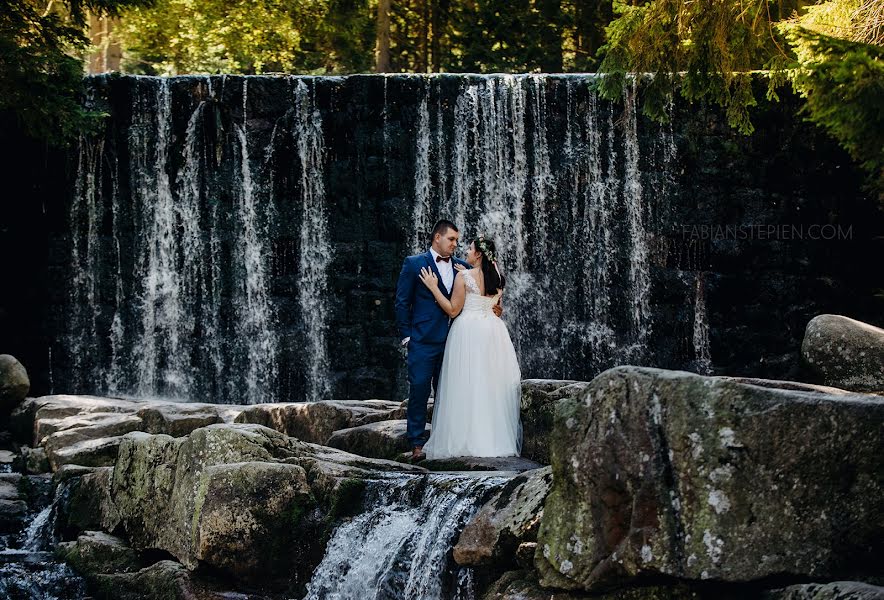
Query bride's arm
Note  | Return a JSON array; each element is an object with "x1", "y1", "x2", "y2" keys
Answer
[{"x1": 418, "y1": 268, "x2": 466, "y2": 318}]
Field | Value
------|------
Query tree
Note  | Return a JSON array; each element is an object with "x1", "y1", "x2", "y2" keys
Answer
[
  {"x1": 117, "y1": 0, "x2": 374, "y2": 75},
  {"x1": 376, "y1": 0, "x2": 392, "y2": 71},
  {"x1": 0, "y1": 0, "x2": 152, "y2": 146},
  {"x1": 596, "y1": 0, "x2": 883, "y2": 196}
]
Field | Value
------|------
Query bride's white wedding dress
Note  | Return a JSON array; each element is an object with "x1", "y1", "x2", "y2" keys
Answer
[{"x1": 423, "y1": 269, "x2": 522, "y2": 459}]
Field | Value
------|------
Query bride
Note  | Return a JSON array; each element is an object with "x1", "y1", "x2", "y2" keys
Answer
[{"x1": 417, "y1": 236, "x2": 521, "y2": 459}]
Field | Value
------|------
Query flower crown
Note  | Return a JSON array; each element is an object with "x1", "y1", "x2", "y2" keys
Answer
[{"x1": 476, "y1": 235, "x2": 497, "y2": 263}]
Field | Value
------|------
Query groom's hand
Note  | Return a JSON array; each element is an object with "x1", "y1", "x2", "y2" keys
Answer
[{"x1": 492, "y1": 302, "x2": 503, "y2": 317}]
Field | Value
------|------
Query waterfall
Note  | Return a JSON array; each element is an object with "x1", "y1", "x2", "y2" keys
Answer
[
  {"x1": 407, "y1": 74, "x2": 676, "y2": 377},
  {"x1": 304, "y1": 473, "x2": 504, "y2": 600},
  {"x1": 622, "y1": 79, "x2": 652, "y2": 361},
  {"x1": 693, "y1": 273, "x2": 713, "y2": 375},
  {"x1": 61, "y1": 74, "x2": 682, "y2": 404},
  {"x1": 235, "y1": 80, "x2": 278, "y2": 403},
  {"x1": 68, "y1": 134, "x2": 105, "y2": 390},
  {"x1": 292, "y1": 79, "x2": 333, "y2": 402}
]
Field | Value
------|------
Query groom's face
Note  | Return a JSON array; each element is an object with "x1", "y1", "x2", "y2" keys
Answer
[{"x1": 434, "y1": 227, "x2": 460, "y2": 257}]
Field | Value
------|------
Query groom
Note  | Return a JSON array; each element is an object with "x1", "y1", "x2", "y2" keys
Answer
[{"x1": 395, "y1": 219, "x2": 501, "y2": 462}]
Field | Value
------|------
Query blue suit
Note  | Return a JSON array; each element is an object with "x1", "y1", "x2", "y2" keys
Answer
[{"x1": 395, "y1": 251, "x2": 470, "y2": 448}]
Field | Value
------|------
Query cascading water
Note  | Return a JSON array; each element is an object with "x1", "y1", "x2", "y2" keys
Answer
[
  {"x1": 61, "y1": 74, "x2": 686, "y2": 404},
  {"x1": 292, "y1": 79, "x2": 333, "y2": 402},
  {"x1": 303, "y1": 473, "x2": 505, "y2": 600},
  {"x1": 0, "y1": 481, "x2": 87, "y2": 599},
  {"x1": 409, "y1": 75, "x2": 676, "y2": 377},
  {"x1": 693, "y1": 273, "x2": 713, "y2": 375}
]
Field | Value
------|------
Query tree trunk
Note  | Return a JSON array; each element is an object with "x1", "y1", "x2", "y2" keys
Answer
[
  {"x1": 376, "y1": 0, "x2": 392, "y2": 73},
  {"x1": 431, "y1": 0, "x2": 441, "y2": 72},
  {"x1": 419, "y1": 0, "x2": 429, "y2": 72}
]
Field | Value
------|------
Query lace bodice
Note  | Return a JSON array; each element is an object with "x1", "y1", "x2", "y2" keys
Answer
[{"x1": 461, "y1": 270, "x2": 502, "y2": 316}]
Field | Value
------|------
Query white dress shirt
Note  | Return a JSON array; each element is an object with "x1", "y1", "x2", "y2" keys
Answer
[{"x1": 429, "y1": 248, "x2": 454, "y2": 292}]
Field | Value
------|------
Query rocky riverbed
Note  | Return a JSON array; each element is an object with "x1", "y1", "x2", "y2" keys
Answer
[{"x1": 0, "y1": 315, "x2": 881, "y2": 599}]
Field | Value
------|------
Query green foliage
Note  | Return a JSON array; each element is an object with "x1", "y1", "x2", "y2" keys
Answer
[
  {"x1": 786, "y1": 27, "x2": 884, "y2": 193},
  {"x1": 0, "y1": 0, "x2": 151, "y2": 146},
  {"x1": 596, "y1": 0, "x2": 797, "y2": 134},
  {"x1": 596, "y1": 0, "x2": 883, "y2": 194},
  {"x1": 118, "y1": 0, "x2": 375, "y2": 74}
]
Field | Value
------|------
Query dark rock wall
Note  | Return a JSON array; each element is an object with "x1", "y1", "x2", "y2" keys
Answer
[{"x1": 1, "y1": 74, "x2": 881, "y2": 403}]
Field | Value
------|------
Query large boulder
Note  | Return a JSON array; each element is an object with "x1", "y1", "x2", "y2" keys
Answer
[
  {"x1": 73, "y1": 423, "x2": 423, "y2": 589},
  {"x1": 520, "y1": 380, "x2": 590, "y2": 465},
  {"x1": 536, "y1": 366, "x2": 884, "y2": 591},
  {"x1": 802, "y1": 315, "x2": 884, "y2": 393},
  {"x1": 235, "y1": 399, "x2": 405, "y2": 443},
  {"x1": 454, "y1": 466, "x2": 552, "y2": 567},
  {"x1": 0, "y1": 354, "x2": 29, "y2": 416}
]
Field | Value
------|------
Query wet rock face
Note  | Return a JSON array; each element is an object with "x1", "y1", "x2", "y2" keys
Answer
[
  {"x1": 535, "y1": 366, "x2": 884, "y2": 591},
  {"x1": 454, "y1": 466, "x2": 552, "y2": 567},
  {"x1": 801, "y1": 314, "x2": 884, "y2": 393}
]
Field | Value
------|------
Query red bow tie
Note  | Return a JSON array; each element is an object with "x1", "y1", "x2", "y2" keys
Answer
[{"x1": 435, "y1": 255, "x2": 451, "y2": 263}]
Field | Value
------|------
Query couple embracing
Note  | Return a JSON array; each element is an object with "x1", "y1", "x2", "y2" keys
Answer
[{"x1": 395, "y1": 220, "x2": 522, "y2": 463}]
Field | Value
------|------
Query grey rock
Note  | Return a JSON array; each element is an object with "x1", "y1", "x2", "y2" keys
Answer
[
  {"x1": 420, "y1": 455, "x2": 543, "y2": 473},
  {"x1": 802, "y1": 314, "x2": 884, "y2": 393},
  {"x1": 483, "y1": 571, "x2": 701, "y2": 599},
  {"x1": 92, "y1": 559, "x2": 270, "y2": 600},
  {"x1": 536, "y1": 366, "x2": 884, "y2": 591},
  {"x1": 520, "y1": 380, "x2": 590, "y2": 465},
  {"x1": 46, "y1": 434, "x2": 127, "y2": 470},
  {"x1": 454, "y1": 466, "x2": 552, "y2": 566},
  {"x1": 327, "y1": 419, "x2": 419, "y2": 460},
  {"x1": 64, "y1": 467, "x2": 122, "y2": 533},
  {"x1": 235, "y1": 399, "x2": 405, "y2": 443},
  {"x1": 764, "y1": 582, "x2": 884, "y2": 600},
  {"x1": 0, "y1": 354, "x2": 29, "y2": 415},
  {"x1": 56, "y1": 530, "x2": 141, "y2": 575},
  {"x1": 105, "y1": 423, "x2": 421, "y2": 586},
  {"x1": 21, "y1": 445, "x2": 50, "y2": 474}
]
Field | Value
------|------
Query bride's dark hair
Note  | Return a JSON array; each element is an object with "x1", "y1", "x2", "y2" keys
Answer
[{"x1": 473, "y1": 236, "x2": 505, "y2": 295}]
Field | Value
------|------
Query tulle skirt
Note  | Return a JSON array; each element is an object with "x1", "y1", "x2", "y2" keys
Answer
[{"x1": 423, "y1": 310, "x2": 522, "y2": 459}]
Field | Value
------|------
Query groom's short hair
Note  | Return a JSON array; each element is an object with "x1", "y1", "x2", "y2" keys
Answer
[{"x1": 431, "y1": 219, "x2": 458, "y2": 242}]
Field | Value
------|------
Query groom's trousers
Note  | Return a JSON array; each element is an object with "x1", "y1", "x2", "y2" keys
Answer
[{"x1": 406, "y1": 340, "x2": 445, "y2": 448}]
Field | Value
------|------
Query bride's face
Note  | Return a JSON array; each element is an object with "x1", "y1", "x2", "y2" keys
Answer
[{"x1": 467, "y1": 242, "x2": 481, "y2": 266}]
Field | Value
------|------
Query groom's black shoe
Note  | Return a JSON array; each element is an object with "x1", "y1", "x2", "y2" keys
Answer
[{"x1": 411, "y1": 446, "x2": 427, "y2": 463}]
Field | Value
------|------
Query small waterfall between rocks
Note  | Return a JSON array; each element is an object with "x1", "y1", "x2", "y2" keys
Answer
[
  {"x1": 0, "y1": 482, "x2": 87, "y2": 600},
  {"x1": 303, "y1": 473, "x2": 505, "y2": 600},
  {"x1": 60, "y1": 74, "x2": 689, "y2": 403}
]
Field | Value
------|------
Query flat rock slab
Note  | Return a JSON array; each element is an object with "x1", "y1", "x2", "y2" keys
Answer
[
  {"x1": 419, "y1": 456, "x2": 543, "y2": 473},
  {"x1": 235, "y1": 400, "x2": 405, "y2": 444},
  {"x1": 10, "y1": 395, "x2": 249, "y2": 470}
]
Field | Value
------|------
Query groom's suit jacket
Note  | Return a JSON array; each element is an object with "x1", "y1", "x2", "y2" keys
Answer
[{"x1": 395, "y1": 251, "x2": 471, "y2": 345}]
